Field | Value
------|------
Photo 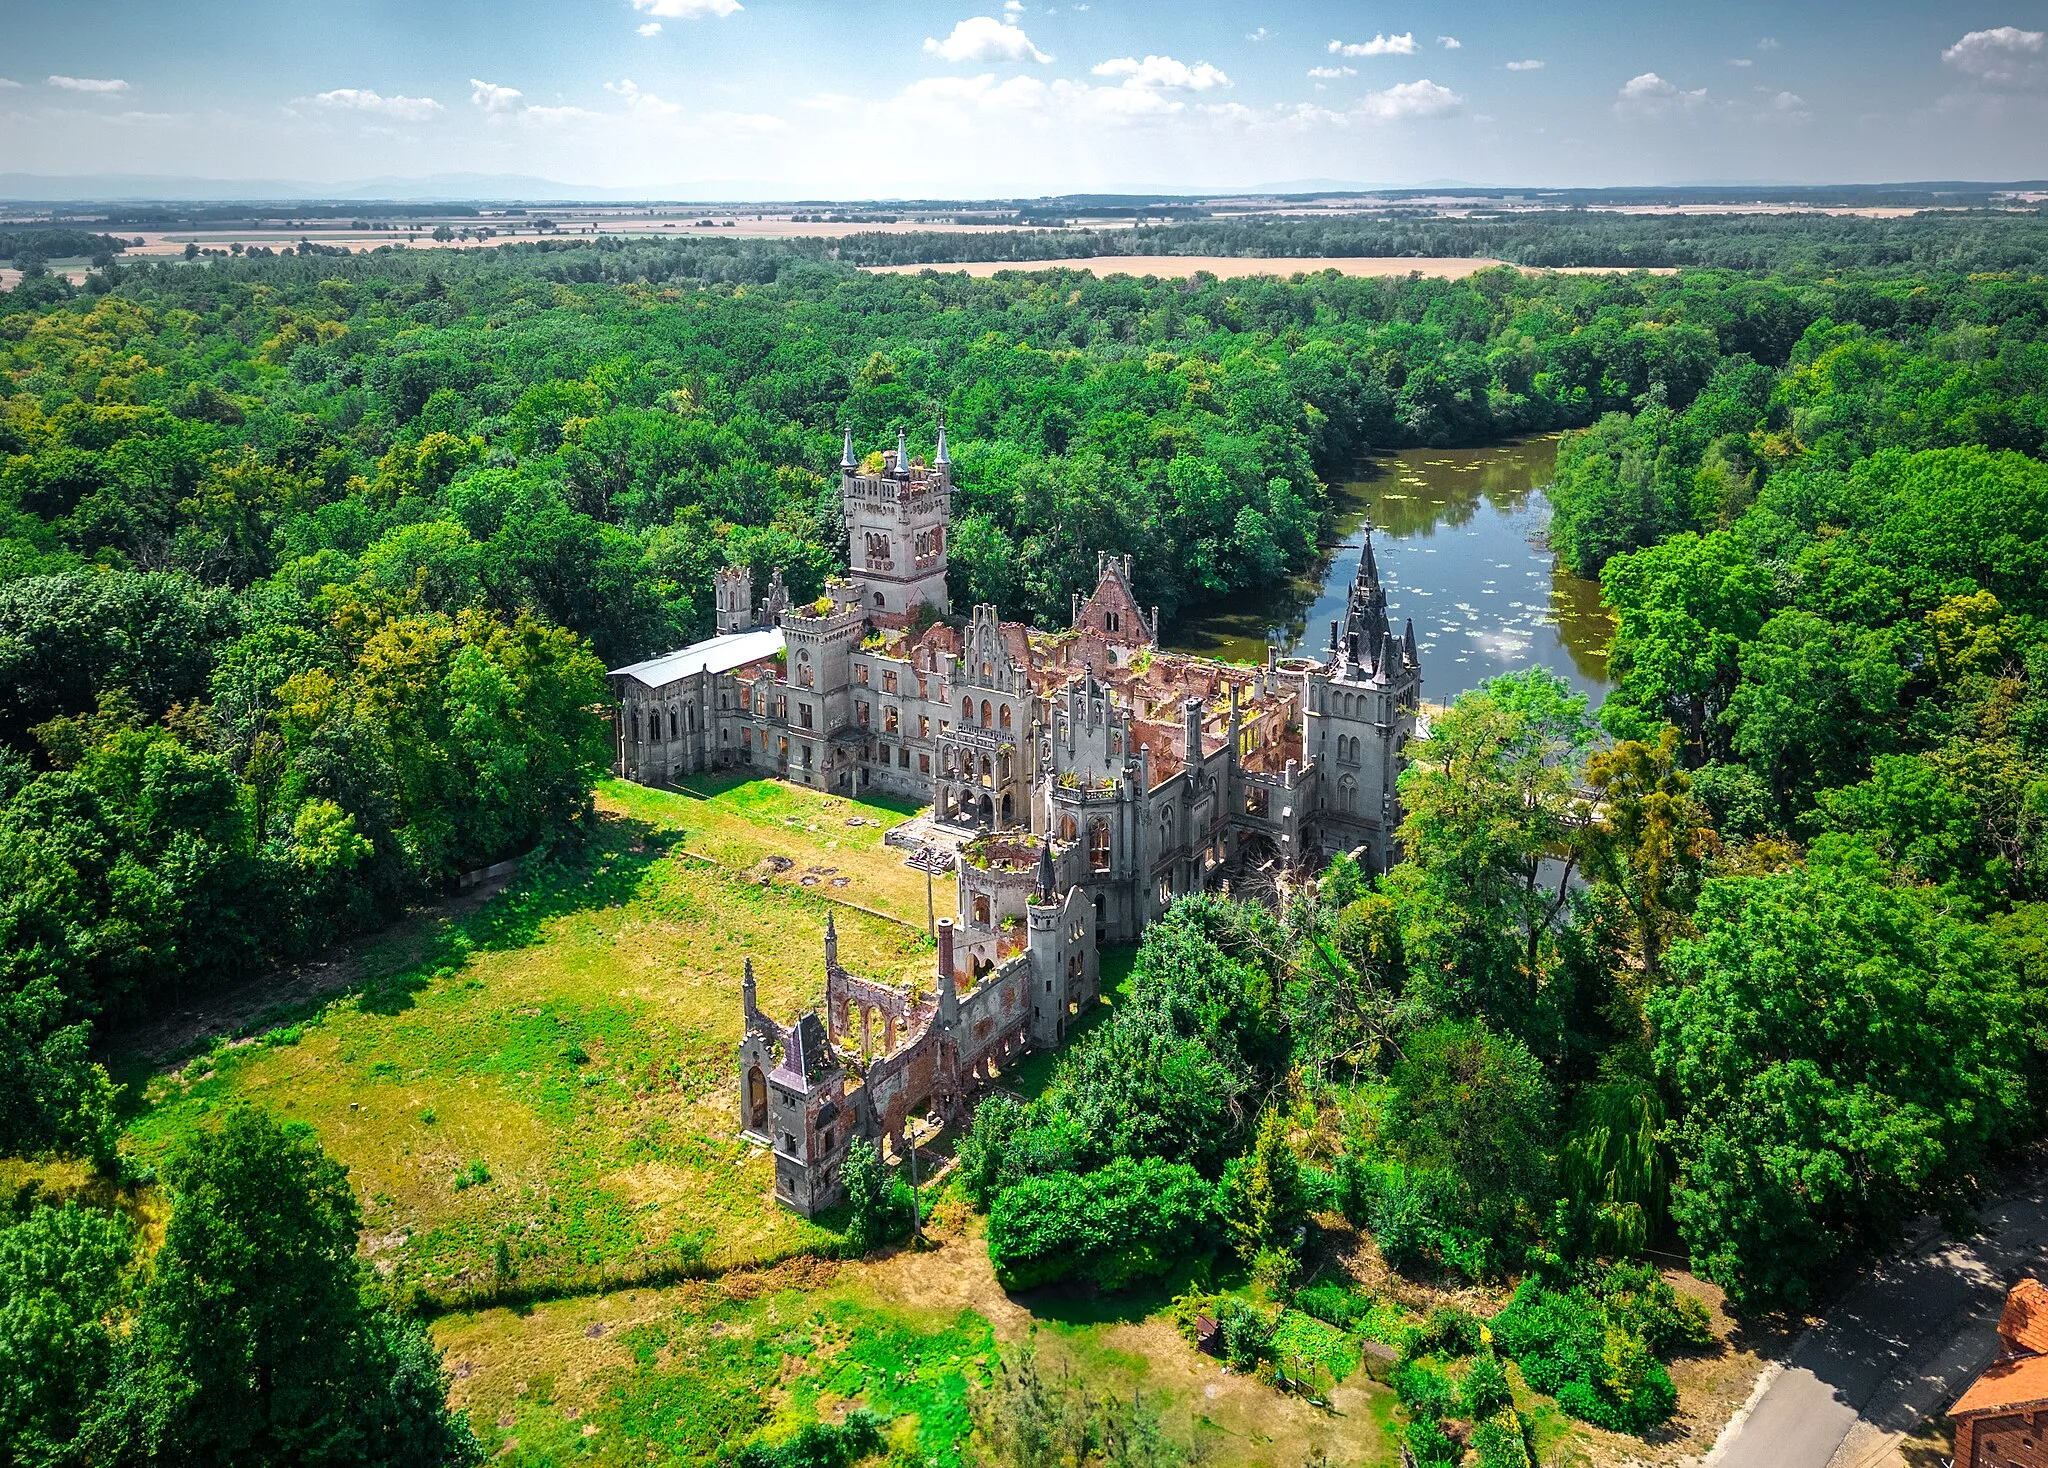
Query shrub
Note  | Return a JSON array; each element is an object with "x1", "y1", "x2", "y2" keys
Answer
[
  {"x1": 1461, "y1": 1351, "x2": 1513, "y2": 1419},
  {"x1": 1217, "y1": 1299, "x2": 1278, "y2": 1371},
  {"x1": 733, "y1": 1409, "x2": 886, "y2": 1468},
  {"x1": 1405, "y1": 1418, "x2": 1463, "y2": 1466},
  {"x1": 985, "y1": 1157, "x2": 1217, "y2": 1291},
  {"x1": 1293, "y1": 1280, "x2": 1373, "y2": 1331},
  {"x1": 1491, "y1": 1279, "x2": 1680, "y2": 1434},
  {"x1": 1404, "y1": 1305, "x2": 1483, "y2": 1361},
  {"x1": 1596, "y1": 1262, "x2": 1715, "y2": 1356},
  {"x1": 1469, "y1": 1408, "x2": 1533, "y2": 1468},
  {"x1": 1390, "y1": 1359, "x2": 1456, "y2": 1421},
  {"x1": 840, "y1": 1139, "x2": 902, "y2": 1256}
]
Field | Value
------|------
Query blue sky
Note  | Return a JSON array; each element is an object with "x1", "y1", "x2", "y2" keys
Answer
[{"x1": 3, "y1": 1, "x2": 2045, "y2": 194}]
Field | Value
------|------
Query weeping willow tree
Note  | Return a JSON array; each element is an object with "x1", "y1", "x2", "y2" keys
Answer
[{"x1": 1561, "y1": 1068, "x2": 1669, "y2": 1258}]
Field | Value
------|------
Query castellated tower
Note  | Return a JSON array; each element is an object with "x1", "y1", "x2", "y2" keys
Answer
[
  {"x1": 713, "y1": 564, "x2": 754, "y2": 634},
  {"x1": 840, "y1": 421, "x2": 952, "y2": 622}
]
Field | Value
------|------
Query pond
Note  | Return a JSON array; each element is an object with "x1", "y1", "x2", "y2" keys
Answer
[{"x1": 1167, "y1": 436, "x2": 1614, "y2": 706}]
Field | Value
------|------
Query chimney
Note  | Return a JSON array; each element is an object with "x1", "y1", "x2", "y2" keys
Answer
[
  {"x1": 936, "y1": 918, "x2": 959, "y2": 1025},
  {"x1": 1183, "y1": 695, "x2": 1204, "y2": 764}
]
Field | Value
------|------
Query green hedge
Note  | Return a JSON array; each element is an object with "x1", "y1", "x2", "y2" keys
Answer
[{"x1": 985, "y1": 1157, "x2": 1217, "y2": 1291}]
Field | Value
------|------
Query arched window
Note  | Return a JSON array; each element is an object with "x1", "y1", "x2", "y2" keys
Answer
[
  {"x1": 1088, "y1": 821, "x2": 1111, "y2": 871},
  {"x1": 1059, "y1": 813, "x2": 1078, "y2": 842},
  {"x1": 669, "y1": 710, "x2": 678, "y2": 739},
  {"x1": 1339, "y1": 774, "x2": 1358, "y2": 814},
  {"x1": 1106, "y1": 611, "x2": 1119, "y2": 633},
  {"x1": 962, "y1": 696, "x2": 973, "y2": 722},
  {"x1": 631, "y1": 711, "x2": 641, "y2": 741},
  {"x1": 999, "y1": 704, "x2": 1012, "y2": 732},
  {"x1": 981, "y1": 699, "x2": 992, "y2": 729},
  {"x1": 974, "y1": 893, "x2": 991, "y2": 925}
]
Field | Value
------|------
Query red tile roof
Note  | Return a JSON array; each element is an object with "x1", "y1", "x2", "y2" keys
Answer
[{"x1": 1953, "y1": 1352, "x2": 2048, "y2": 1419}]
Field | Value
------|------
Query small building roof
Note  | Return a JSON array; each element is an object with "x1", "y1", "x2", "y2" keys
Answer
[
  {"x1": 610, "y1": 628, "x2": 785, "y2": 689},
  {"x1": 2000, "y1": 1278, "x2": 2048, "y2": 1356},
  {"x1": 1953, "y1": 1352, "x2": 2048, "y2": 1420}
]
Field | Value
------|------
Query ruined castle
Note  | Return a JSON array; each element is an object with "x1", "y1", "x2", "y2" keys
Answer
[{"x1": 608, "y1": 424, "x2": 1420, "y2": 1214}]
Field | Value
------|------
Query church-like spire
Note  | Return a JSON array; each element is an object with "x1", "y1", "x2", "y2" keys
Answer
[
  {"x1": 1036, "y1": 836, "x2": 1056, "y2": 905},
  {"x1": 841, "y1": 426, "x2": 856, "y2": 470},
  {"x1": 824, "y1": 911, "x2": 838, "y2": 970},
  {"x1": 934, "y1": 413, "x2": 949, "y2": 466},
  {"x1": 895, "y1": 423, "x2": 909, "y2": 476},
  {"x1": 1343, "y1": 520, "x2": 1392, "y2": 667}
]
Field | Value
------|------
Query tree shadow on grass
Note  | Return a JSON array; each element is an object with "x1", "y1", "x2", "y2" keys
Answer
[{"x1": 1014, "y1": 1257, "x2": 1213, "y2": 1331}]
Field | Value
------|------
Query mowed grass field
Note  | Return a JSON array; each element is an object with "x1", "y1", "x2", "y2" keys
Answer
[{"x1": 119, "y1": 775, "x2": 954, "y2": 1301}]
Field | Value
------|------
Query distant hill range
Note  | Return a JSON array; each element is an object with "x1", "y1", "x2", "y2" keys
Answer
[{"x1": 1, "y1": 173, "x2": 2043, "y2": 210}]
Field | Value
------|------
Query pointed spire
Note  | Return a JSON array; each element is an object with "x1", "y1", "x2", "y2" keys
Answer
[
  {"x1": 934, "y1": 412, "x2": 949, "y2": 466},
  {"x1": 1036, "y1": 837, "x2": 1056, "y2": 905},
  {"x1": 742, "y1": 957, "x2": 758, "y2": 1020},
  {"x1": 895, "y1": 423, "x2": 909, "y2": 475},
  {"x1": 1358, "y1": 525, "x2": 1381, "y2": 597},
  {"x1": 841, "y1": 426, "x2": 856, "y2": 470},
  {"x1": 824, "y1": 911, "x2": 838, "y2": 969},
  {"x1": 1404, "y1": 617, "x2": 1419, "y2": 666}
]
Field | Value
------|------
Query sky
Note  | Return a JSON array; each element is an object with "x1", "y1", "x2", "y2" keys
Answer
[{"x1": 2, "y1": 1, "x2": 2046, "y2": 196}]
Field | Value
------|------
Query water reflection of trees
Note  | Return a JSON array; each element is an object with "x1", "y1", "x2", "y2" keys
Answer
[{"x1": 1170, "y1": 436, "x2": 1614, "y2": 694}]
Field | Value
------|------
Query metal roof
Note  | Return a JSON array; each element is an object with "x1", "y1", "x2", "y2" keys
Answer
[{"x1": 609, "y1": 627, "x2": 784, "y2": 688}]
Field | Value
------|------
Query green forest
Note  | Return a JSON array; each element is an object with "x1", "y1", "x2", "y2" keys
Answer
[{"x1": 3, "y1": 213, "x2": 2048, "y2": 1464}]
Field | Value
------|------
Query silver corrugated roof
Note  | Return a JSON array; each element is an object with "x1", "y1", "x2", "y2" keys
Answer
[{"x1": 609, "y1": 627, "x2": 784, "y2": 688}]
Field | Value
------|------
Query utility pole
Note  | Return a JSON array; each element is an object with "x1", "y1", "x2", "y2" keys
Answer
[
  {"x1": 906, "y1": 1123, "x2": 925, "y2": 1244},
  {"x1": 926, "y1": 858, "x2": 935, "y2": 939}
]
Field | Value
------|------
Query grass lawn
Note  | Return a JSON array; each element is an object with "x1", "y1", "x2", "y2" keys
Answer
[
  {"x1": 119, "y1": 776, "x2": 950, "y2": 1302},
  {"x1": 435, "y1": 1230, "x2": 1407, "y2": 1468}
]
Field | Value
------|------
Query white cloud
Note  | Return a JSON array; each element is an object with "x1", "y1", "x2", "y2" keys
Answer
[
  {"x1": 630, "y1": 0, "x2": 740, "y2": 17},
  {"x1": 1617, "y1": 72, "x2": 1707, "y2": 115},
  {"x1": 314, "y1": 88, "x2": 442, "y2": 121},
  {"x1": 1505, "y1": 59, "x2": 1544, "y2": 71},
  {"x1": 604, "y1": 78, "x2": 683, "y2": 117},
  {"x1": 1943, "y1": 26, "x2": 2046, "y2": 87},
  {"x1": 638, "y1": 21, "x2": 662, "y2": 36},
  {"x1": 47, "y1": 75, "x2": 129, "y2": 93},
  {"x1": 0, "y1": 79, "x2": 21, "y2": 89},
  {"x1": 1757, "y1": 37, "x2": 1781, "y2": 50},
  {"x1": 1004, "y1": 0, "x2": 1024, "y2": 13},
  {"x1": 1438, "y1": 36, "x2": 1461, "y2": 50},
  {"x1": 1307, "y1": 65, "x2": 1355, "y2": 79},
  {"x1": 525, "y1": 105, "x2": 593, "y2": 124},
  {"x1": 902, "y1": 72, "x2": 1051, "y2": 111},
  {"x1": 1093, "y1": 55, "x2": 1231, "y2": 90},
  {"x1": 1356, "y1": 78, "x2": 1460, "y2": 119},
  {"x1": 1246, "y1": 27, "x2": 1269, "y2": 42},
  {"x1": 1728, "y1": 58, "x2": 1753, "y2": 68},
  {"x1": 1329, "y1": 33, "x2": 1417, "y2": 58},
  {"x1": 469, "y1": 78, "x2": 523, "y2": 113},
  {"x1": 924, "y1": 17, "x2": 1052, "y2": 64}
]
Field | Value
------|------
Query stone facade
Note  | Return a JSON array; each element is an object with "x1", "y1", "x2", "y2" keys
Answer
[{"x1": 610, "y1": 425, "x2": 1422, "y2": 1215}]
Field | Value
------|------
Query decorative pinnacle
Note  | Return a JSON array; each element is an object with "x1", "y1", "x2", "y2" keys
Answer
[
  {"x1": 934, "y1": 412, "x2": 950, "y2": 466},
  {"x1": 841, "y1": 426, "x2": 856, "y2": 469},
  {"x1": 895, "y1": 422, "x2": 909, "y2": 474}
]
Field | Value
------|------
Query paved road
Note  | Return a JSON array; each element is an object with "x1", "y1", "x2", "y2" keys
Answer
[{"x1": 1707, "y1": 1175, "x2": 2048, "y2": 1468}]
